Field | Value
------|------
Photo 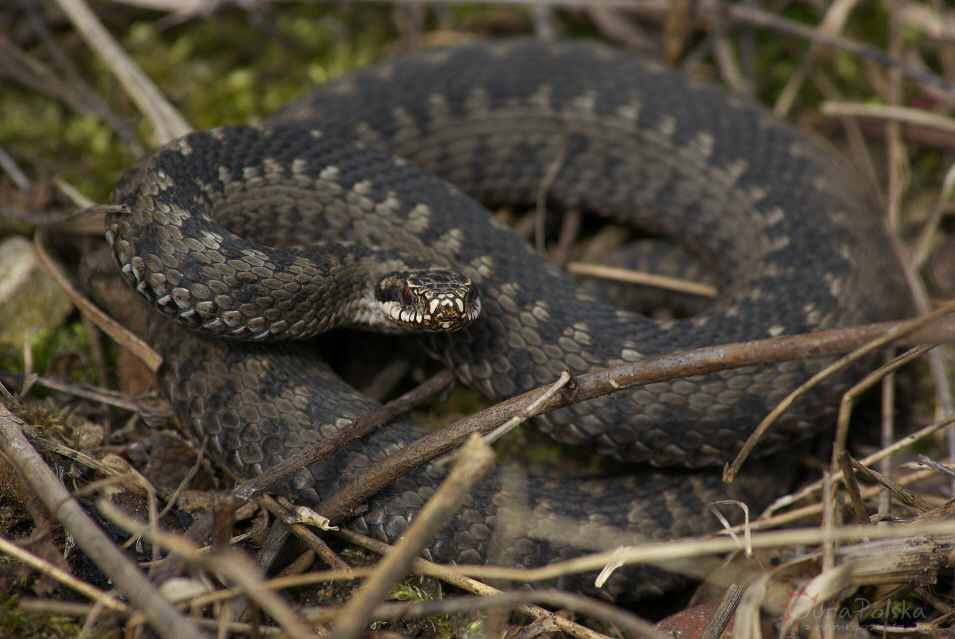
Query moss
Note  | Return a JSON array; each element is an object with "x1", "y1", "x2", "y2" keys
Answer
[
  {"x1": 0, "y1": 91, "x2": 132, "y2": 203},
  {"x1": 121, "y1": 5, "x2": 396, "y2": 129},
  {"x1": 0, "y1": 321, "x2": 94, "y2": 386},
  {"x1": 0, "y1": 596, "x2": 101, "y2": 639},
  {"x1": 0, "y1": 2, "x2": 948, "y2": 636},
  {"x1": 383, "y1": 579, "x2": 484, "y2": 639}
]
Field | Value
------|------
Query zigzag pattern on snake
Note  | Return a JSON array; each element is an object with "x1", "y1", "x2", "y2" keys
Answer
[{"x1": 107, "y1": 39, "x2": 905, "y2": 598}]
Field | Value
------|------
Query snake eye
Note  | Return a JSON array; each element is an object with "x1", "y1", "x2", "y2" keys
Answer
[{"x1": 401, "y1": 285, "x2": 414, "y2": 306}]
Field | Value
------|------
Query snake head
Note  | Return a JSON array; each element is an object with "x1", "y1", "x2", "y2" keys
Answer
[{"x1": 374, "y1": 269, "x2": 481, "y2": 332}]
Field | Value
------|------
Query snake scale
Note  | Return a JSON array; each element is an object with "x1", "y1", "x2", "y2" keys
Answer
[{"x1": 107, "y1": 39, "x2": 905, "y2": 598}]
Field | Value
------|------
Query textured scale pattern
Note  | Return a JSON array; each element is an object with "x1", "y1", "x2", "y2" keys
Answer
[{"x1": 107, "y1": 39, "x2": 906, "y2": 598}]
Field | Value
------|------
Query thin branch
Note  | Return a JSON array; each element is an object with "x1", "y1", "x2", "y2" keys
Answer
[
  {"x1": 329, "y1": 435, "x2": 495, "y2": 639},
  {"x1": 335, "y1": 528, "x2": 628, "y2": 639},
  {"x1": 724, "y1": 301, "x2": 955, "y2": 482},
  {"x1": 762, "y1": 413, "x2": 955, "y2": 516},
  {"x1": 235, "y1": 0, "x2": 955, "y2": 98},
  {"x1": 319, "y1": 312, "x2": 955, "y2": 523},
  {"x1": 233, "y1": 369, "x2": 455, "y2": 502},
  {"x1": 0, "y1": 534, "x2": 128, "y2": 612},
  {"x1": 151, "y1": 369, "x2": 455, "y2": 584},
  {"x1": 97, "y1": 498, "x2": 315, "y2": 638},
  {"x1": 317, "y1": 590, "x2": 669, "y2": 639},
  {"x1": 0, "y1": 402, "x2": 203, "y2": 639}
]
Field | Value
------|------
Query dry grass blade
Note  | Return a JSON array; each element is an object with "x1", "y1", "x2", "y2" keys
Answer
[
  {"x1": 330, "y1": 435, "x2": 495, "y2": 639},
  {"x1": 481, "y1": 370, "x2": 571, "y2": 445},
  {"x1": 763, "y1": 412, "x2": 955, "y2": 517},
  {"x1": 0, "y1": 37, "x2": 140, "y2": 150},
  {"x1": 566, "y1": 261, "x2": 717, "y2": 297},
  {"x1": 0, "y1": 143, "x2": 31, "y2": 191},
  {"x1": 96, "y1": 498, "x2": 316, "y2": 637},
  {"x1": 318, "y1": 590, "x2": 670, "y2": 639},
  {"x1": 833, "y1": 345, "x2": 933, "y2": 460},
  {"x1": 33, "y1": 229, "x2": 162, "y2": 372},
  {"x1": 29, "y1": 435, "x2": 151, "y2": 497},
  {"x1": 837, "y1": 450, "x2": 871, "y2": 524},
  {"x1": 700, "y1": 583, "x2": 744, "y2": 639},
  {"x1": 3, "y1": 372, "x2": 144, "y2": 412},
  {"x1": 50, "y1": 0, "x2": 191, "y2": 144},
  {"x1": 0, "y1": 534, "x2": 127, "y2": 613},
  {"x1": 0, "y1": 404, "x2": 203, "y2": 638},
  {"x1": 821, "y1": 102, "x2": 955, "y2": 136},
  {"x1": 5, "y1": 1, "x2": 955, "y2": 635},
  {"x1": 724, "y1": 300, "x2": 955, "y2": 482},
  {"x1": 318, "y1": 312, "x2": 955, "y2": 525},
  {"x1": 443, "y1": 520, "x2": 955, "y2": 585},
  {"x1": 848, "y1": 457, "x2": 933, "y2": 513},
  {"x1": 771, "y1": 0, "x2": 858, "y2": 117},
  {"x1": 335, "y1": 528, "x2": 622, "y2": 639}
]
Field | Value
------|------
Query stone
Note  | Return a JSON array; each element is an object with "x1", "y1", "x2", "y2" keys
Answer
[{"x1": 0, "y1": 235, "x2": 73, "y2": 348}]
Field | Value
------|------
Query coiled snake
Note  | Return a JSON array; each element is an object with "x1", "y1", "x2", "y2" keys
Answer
[{"x1": 107, "y1": 39, "x2": 904, "y2": 597}]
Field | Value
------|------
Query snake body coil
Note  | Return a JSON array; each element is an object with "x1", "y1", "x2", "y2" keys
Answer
[{"x1": 108, "y1": 39, "x2": 905, "y2": 597}]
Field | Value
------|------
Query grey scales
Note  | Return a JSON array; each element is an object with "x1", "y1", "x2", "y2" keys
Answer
[{"x1": 107, "y1": 39, "x2": 906, "y2": 598}]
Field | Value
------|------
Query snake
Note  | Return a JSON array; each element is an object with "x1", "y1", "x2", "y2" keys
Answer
[{"x1": 106, "y1": 39, "x2": 905, "y2": 598}]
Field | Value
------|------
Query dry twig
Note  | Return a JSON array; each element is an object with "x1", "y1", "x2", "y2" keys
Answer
[
  {"x1": 330, "y1": 435, "x2": 495, "y2": 639},
  {"x1": 0, "y1": 401, "x2": 202, "y2": 638}
]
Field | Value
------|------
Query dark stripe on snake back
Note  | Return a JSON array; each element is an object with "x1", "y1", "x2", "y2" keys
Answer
[{"x1": 108, "y1": 39, "x2": 906, "y2": 598}]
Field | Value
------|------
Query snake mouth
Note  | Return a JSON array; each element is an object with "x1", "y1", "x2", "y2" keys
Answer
[{"x1": 374, "y1": 269, "x2": 481, "y2": 332}]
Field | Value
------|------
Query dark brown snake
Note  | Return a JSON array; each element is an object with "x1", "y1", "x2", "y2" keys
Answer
[{"x1": 107, "y1": 39, "x2": 905, "y2": 598}]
